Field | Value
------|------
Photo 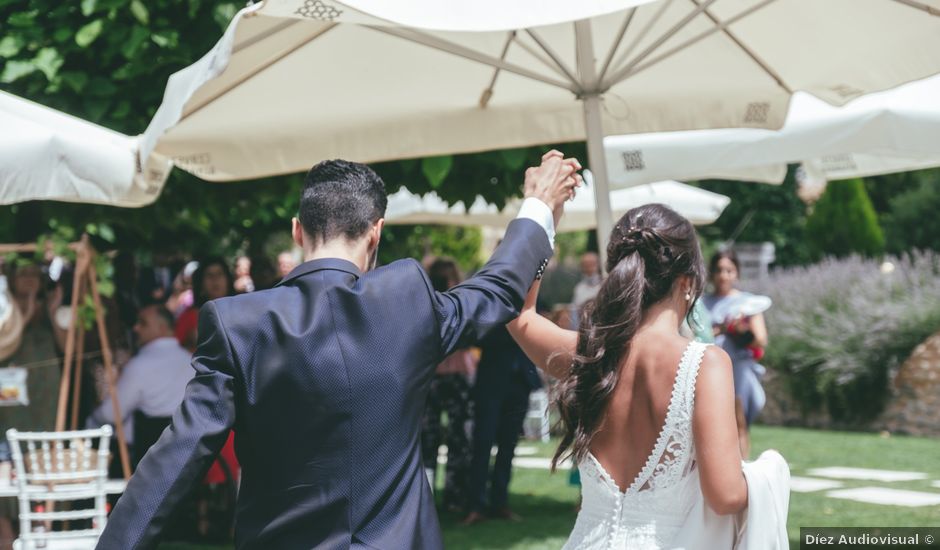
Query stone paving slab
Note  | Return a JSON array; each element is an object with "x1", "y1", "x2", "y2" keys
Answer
[
  {"x1": 826, "y1": 487, "x2": 940, "y2": 507},
  {"x1": 515, "y1": 446, "x2": 538, "y2": 456},
  {"x1": 807, "y1": 467, "x2": 928, "y2": 482},
  {"x1": 932, "y1": 480, "x2": 940, "y2": 489},
  {"x1": 789, "y1": 476, "x2": 844, "y2": 493}
]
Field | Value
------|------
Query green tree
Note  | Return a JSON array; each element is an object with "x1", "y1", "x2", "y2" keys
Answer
[
  {"x1": 379, "y1": 225, "x2": 483, "y2": 273},
  {"x1": 805, "y1": 178, "x2": 885, "y2": 259},
  {"x1": 883, "y1": 170, "x2": 940, "y2": 253},
  {"x1": 695, "y1": 166, "x2": 813, "y2": 267},
  {"x1": 1, "y1": 0, "x2": 580, "y2": 259}
]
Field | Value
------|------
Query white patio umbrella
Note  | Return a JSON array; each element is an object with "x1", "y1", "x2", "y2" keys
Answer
[
  {"x1": 604, "y1": 73, "x2": 940, "y2": 188},
  {"x1": 138, "y1": 0, "x2": 940, "y2": 256},
  {"x1": 384, "y1": 189, "x2": 505, "y2": 227},
  {"x1": 0, "y1": 90, "x2": 170, "y2": 207},
  {"x1": 385, "y1": 176, "x2": 730, "y2": 231}
]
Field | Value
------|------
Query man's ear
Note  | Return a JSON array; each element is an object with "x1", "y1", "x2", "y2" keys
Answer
[
  {"x1": 292, "y1": 218, "x2": 305, "y2": 248},
  {"x1": 371, "y1": 218, "x2": 385, "y2": 247}
]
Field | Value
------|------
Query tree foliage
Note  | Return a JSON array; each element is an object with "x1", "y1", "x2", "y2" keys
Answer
[
  {"x1": 0, "y1": 0, "x2": 581, "y2": 260},
  {"x1": 882, "y1": 170, "x2": 940, "y2": 254},
  {"x1": 695, "y1": 166, "x2": 813, "y2": 267},
  {"x1": 805, "y1": 178, "x2": 885, "y2": 259}
]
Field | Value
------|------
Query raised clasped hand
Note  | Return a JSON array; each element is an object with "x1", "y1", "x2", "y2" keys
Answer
[{"x1": 524, "y1": 150, "x2": 583, "y2": 226}]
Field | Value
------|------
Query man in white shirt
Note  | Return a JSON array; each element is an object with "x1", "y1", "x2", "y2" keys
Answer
[{"x1": 87, "y1": 304, "x2": 193, "y2": 463}]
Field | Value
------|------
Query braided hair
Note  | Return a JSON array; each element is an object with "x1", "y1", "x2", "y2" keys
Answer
[{"x1": 551, "y1": 203, "x2": 706, "y2": 469}]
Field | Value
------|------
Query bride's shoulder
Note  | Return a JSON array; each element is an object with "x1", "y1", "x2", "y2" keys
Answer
[
  {"x1": 699, "y1": 344, "x2": 732, "y2": 369},
  {"x1": 694, "y1": 345, "x2": 733, "y2": 388}
]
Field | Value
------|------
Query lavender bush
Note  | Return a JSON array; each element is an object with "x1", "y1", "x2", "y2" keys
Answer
[{"x1": 747, "y1": 251, "x2": 940, "y2": 422}]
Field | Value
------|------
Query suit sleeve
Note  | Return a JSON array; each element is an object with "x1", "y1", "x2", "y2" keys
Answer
[
  {"x1": 425, "y1": 217, "x2": 553, "y2": 357},
  {"x1": 96, "y1": 301, "x2": 238, "y2": 550}
]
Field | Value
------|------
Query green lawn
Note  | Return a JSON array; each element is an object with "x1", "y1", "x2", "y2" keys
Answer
[{"x1": 163, "y1": 426, "x2": 940, "y2": 549}]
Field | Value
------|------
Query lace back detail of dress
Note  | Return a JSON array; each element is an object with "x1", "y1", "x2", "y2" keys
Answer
[{"x1": 634, "y1": 341, "x2": 708, "y2": 493}]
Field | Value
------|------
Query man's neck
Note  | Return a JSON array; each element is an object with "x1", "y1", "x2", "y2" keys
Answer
[{"x1": 304, "y1": 240, "x2": 371, "y2": 272}]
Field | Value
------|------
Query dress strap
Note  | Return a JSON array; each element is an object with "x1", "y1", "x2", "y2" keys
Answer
[{"x1": 677, "y1": 341, "x2": 709, "y2": 420}]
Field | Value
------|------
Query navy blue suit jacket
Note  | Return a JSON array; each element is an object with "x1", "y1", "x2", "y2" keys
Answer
[{"x1": 96, "y1": 218, "x2": 551, "y2": 550}]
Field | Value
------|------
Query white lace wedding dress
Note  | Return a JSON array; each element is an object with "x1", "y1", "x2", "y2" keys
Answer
[{"x1": 562, "y1": 341, "x2": 737, "y2": 550}]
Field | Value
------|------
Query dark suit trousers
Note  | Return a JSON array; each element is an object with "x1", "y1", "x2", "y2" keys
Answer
[{"x1": 468, "y1": 374, "x2": 531, "y2": 513}]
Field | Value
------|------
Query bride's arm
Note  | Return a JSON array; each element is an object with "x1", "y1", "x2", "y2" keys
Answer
[
  {"x1": 507, "y1": 281, "x2": 578, "y2": 379},
  {"x1": 693, "y1": 346, "x2": 749, "y2": 515}
]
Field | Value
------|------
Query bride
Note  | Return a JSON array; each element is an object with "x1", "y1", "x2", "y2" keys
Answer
[{"x1": 509, "y1": 204, "x2": 786, "y2": 549}]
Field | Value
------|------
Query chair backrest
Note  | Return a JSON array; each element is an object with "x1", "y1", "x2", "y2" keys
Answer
[{"x1": 6, "y1": 426, "x2": 112, "y2": 548}]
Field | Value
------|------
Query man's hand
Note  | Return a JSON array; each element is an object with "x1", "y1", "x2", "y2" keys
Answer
[{"x1": 524, "y1": 150, "x2": 583, "y2": 226}]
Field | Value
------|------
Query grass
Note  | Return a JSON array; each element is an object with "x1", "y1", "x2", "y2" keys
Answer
[{"x1": 162, "y1": 426, "x2": 940, "y2": 549}]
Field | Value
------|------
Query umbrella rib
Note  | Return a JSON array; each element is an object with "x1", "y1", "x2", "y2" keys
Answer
[
  {"x1": 891, "y1": 0, "x2": 940, "y2": 16},
  {"x1": 605, "y1": 0, "x2": 676, "y2": 85},
  {"x1": 606, "y1": 0, "x2": 721, "y2": 89},
  {"x1": 689, "y1": 0, "x2": 793, "y2": 93},
  {"x1": 597, "y1": 8, "x2": 638, "y2": 86},
  {"x1": 523, "y1": 29, "x2": 581, "y2": 86},
  {"x1": 601, "y1": 0, "x2": 777, "y2": 89},
  {"x1": 479, "y1": 32, "x2": 516, "y2": 108},
  {"x1": 232, "y1": 19, "x2": 301, "y2": 54},
  {"x1": 510, "y1": 33, "x2": 576, "y2": 81},
  {"x1": 179, "y1": 23, "x2": 337, "y2": 122},
  {"x1": 370, "y1": 26, "x2": 579, "y2": 92}
]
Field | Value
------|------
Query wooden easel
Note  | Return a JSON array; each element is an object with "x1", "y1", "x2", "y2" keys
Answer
[{"x1": 0, "y1": 235, "x2": 131, "y2": 479}]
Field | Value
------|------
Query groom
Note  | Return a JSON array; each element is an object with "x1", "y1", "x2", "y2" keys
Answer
[{"x1": 97, "y1": 151, "x2": 581, "y2": 549}]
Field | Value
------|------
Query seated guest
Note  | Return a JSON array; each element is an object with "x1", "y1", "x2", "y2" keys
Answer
[{"x1": 87, "y1": 304, "x2": 193, "y2": 466}]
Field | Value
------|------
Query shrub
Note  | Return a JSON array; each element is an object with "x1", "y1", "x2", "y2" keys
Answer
[
  {"x1": 884, "y1": 172, "x2": 940, "y2": 254},
  {"x1": 748, "y1": 252, "x2": 940, "y2": 423},
  {"x1": 805, "y1": 179, "x2": 884, "y2": 259}
]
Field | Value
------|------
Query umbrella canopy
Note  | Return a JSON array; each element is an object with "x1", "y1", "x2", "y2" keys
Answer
[
  {"x1": 385, "y1": 177, "x2": 730, "y2": 230},
  {"x1": 604, "y1": 74, "x2": 940, "y2": 188},
  {"x1": 385, "y1": 189, "x2": 505, "y2": 227},
  {"x1": 0, "y1": 91, "x2": 169, "y2": 207},
  {"x1": 137, "y1": 0, "x2": 940, "y2": 253}
]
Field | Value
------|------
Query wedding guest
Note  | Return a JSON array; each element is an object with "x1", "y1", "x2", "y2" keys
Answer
[
  {"x1": 702, "y1": 250, "x2": 768, "y2": 458},
  {"x1": 166, "y1": 261, "x2": 198, "y2": 319},
  {"x1": 175, "y1": 258, "x2": 235, "y2": 353},
  {"x1": 277, "y1": 251, "x2": 298, "y2": 278},
  {"x1": 569, "y1": 252, "x2": 602, "y2": 330},
  {"x1": 233, "y1": 256, "x2": 254, "y2": 294},
  {"x1": 462, "y1": 325, "x2": 542, "y2": 525},
  {"x1": 420, "y1": 258, "x2": 477, "y2": 513},
  {"x1": 172, "y1": 257, "x2": 240, "y2": 535},
  {"x1": 0, "y1": 263, "x2": 65, "y2": 433},
  {"x1": 0, "y1": 262, "x2": 67, "y2": 540},
  {"x1": 86, "y1": 305, "x2": 192, "y2": 467}
]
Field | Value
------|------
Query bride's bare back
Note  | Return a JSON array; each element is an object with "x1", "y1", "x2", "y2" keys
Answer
[
  {"x1": 508, "y1": 288, "x2": 747, "y2": 515},
  {"x1": 589, "y1": 330, "x2": 692, "y2": 492}
]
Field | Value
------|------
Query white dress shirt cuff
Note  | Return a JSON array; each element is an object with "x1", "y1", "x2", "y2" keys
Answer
[{"x1": 516, "y1": 198, "x2": 555, "y2": 249}]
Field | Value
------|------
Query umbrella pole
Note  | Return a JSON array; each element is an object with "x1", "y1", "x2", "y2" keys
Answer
[
  {"x1": 582, "y1": 94, "x2": 615, "y2": 270},
  {"x1": 575, "y1": 19, "x2": 615, "y2": 270}
]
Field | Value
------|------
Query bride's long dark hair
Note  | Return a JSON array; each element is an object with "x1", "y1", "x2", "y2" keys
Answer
[{"x1": 552, "y1": 204, "x2": 706, "y2": 469}]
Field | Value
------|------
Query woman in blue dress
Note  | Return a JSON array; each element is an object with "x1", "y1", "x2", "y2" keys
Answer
[{"x1": 703, "y1": 250, "x2": 769, "y2": 458}]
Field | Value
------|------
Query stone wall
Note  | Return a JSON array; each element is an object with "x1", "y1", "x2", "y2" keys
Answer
[
  {"x1": 875, "y1": 331, "x2": 940, "y2": 436},
  {"x1": 758, "y1": 330, "x2": 940, "y2": 436}
]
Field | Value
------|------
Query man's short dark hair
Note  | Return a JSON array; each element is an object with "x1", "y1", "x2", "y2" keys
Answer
[{"x1": 299, "y1": 160, "x2": 387, "y2": 244}]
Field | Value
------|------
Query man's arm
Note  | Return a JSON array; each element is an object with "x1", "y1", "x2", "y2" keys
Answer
[
  {"x1": 87, "y1": 361, "x2": 142, "y2": 429},
  {"x1": 427, "y1": 152, "x2": 582, "y2": 356},
  {"x1": 428, "y1": 215, "x2": 554, "y2": 357},
  {"x1": 96, "y1": 301, "x2": 237, "y2": 550}
]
